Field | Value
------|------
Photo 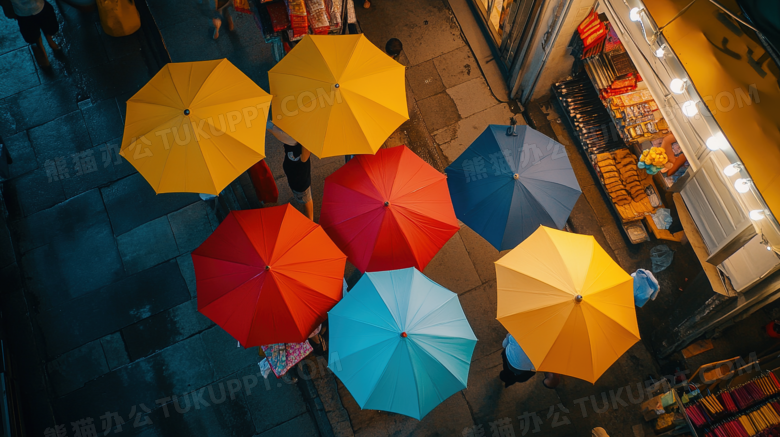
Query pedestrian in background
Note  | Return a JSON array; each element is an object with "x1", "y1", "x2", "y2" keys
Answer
[
  {"x1": 211, "y1": 0, "x2": 234, "y2": 39},
  {"x1": 499, "y1": 333, "x2": 536, "y2": 388},
  {"x1": 267, "y1": 121, "x2": 314, "y2": 221},
  {"x1": 2, "y1": 0, "x2": 61, "y2": 67}
]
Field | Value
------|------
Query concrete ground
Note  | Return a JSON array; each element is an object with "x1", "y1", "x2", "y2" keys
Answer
[{"x1": 0, "y1": 0, "x2": 767, "y2": 437}]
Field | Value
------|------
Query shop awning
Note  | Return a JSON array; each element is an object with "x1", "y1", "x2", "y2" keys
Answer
[{"x1": 644, "y1": 0, "x2": 780, "y2": 216}]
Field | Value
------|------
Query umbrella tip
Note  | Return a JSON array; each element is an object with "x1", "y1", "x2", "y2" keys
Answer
[
  {"x1": 401, "y1": 332, "x2": 407, "y2": 338},
  {"x1": 575, "y1": 294, "x2": 583, "y2": 303},
  {"x1": 335, "y1": 83, "x2": 340, "y2": 88},
  {"x1": 384, "y1": 201, "x2": 390, "y2": 207},
  {"x1": 513, "y1": 173, "x2": 519, "y2": 180},
  {"x1": 506, "y1": 117, "x2": 518, "y2": 136},
  {"x1": 184, "y1": 109, "x2": 190, "y2": 116},
  {"x1": 265, "y1": 265, "x2": 271, "y2": 271}
]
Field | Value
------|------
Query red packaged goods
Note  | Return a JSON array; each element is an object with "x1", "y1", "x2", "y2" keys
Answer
[
  {"x1": 305, "y1": 0, "x2": 330, "y2": 32},
  {"x1": 266, "y1": 1, "x2": 291, "y2": 32},
  {"x1": 577, "y1": 11, "x2": 599, "y2": 34},
  {"x1": 577, "y1": 9, "x2": 607, "y2": 50}
]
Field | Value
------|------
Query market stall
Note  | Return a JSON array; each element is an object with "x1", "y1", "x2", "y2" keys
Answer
[
  {"x1": 250, "y1": 0, "x2": 359, "y2": 57},
  {"x1": 551, "y1": 14, "x2": 687, "y2": 244}
]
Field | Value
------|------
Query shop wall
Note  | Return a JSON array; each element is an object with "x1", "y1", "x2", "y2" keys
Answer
[{"x1": 523, "y1": 0, "x2": 595, "y2": 103}]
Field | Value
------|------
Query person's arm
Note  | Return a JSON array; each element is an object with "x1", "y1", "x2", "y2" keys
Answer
[
  {"x1": 300, "y1": 145, "x2": 311, "y2": 163},
  {"x1": 666, "y1": 154, "x2": 688, "y2": 176}
]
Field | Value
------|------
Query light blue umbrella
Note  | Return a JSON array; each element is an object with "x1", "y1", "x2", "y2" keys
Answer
[
  {"x1": 328, "y1": 268, "x2": 477, "y2": 420},
  {"x1": 446, "y1": 124, "x2": 581, "y2": 250}
]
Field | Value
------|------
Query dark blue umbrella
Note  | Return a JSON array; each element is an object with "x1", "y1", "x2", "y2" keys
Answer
[{"x1": 445, "y1": 124, "x2": 581, "y2": 250}]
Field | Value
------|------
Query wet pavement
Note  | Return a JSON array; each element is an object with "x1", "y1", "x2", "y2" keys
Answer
[{"x1": 1, "y1": 1, "x2": 777, "y2": 437}]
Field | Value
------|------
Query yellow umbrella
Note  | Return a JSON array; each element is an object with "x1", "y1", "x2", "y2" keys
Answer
[
  {"x1": 121, "y1": 59, "x2": 272, "y2": 194},
  {"x1": 495, "y1": 226, "x2": 640, "y2": 383},
  {"x1": 268, "y1": 35, "x2": 408, "y2": 158}
]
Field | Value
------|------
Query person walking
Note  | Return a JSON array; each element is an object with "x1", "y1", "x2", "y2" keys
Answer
[
  {"x1": 267, "y1": 121, "x2": 314, "y2": 221},
  {"x1": 3, "y1": 0, "x2": 61, "y2": 67},
  {"x1": 499, "y1": 333, "x2": 536, "y2": 388},
  {"x1": 211, "y1": 0, "x2": 234, "y2": 40}
]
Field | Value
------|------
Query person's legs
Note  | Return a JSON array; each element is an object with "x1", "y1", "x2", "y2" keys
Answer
[
  {"x1": 291, "y1": 187, "x2": 314, "y2": 221},
  {"x1": 223, "y1": 6, "x2": 234, "y2": 31},
  {"x1": 39, "y1": 2, "x2": 60, "y2": 50}
]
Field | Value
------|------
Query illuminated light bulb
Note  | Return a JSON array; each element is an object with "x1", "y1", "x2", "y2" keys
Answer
[
  {"x1": 723, "y1": 163, "x2": 743, "y2": 176},
  {"x1": 750, "y1": 210, "x2": 765, "y2": 220},
  {"x1": 734, "y1": 178, "x2": 751, "y2": 193},
  {"x1": 655, "y1": 45, "x2": 666, "y2": 58},
  {"x1": 670, "y1": 78, "x2": 686, "y2": 94},
  {"x1": 630, "y1": 8, "x2": 642, "y2": 22},
  {"x1": 682, "y1": 100, "x2": 698, "y2": 117},
  {"x1": 707, "y1": 133, "x2": 728, "y2": 151}
]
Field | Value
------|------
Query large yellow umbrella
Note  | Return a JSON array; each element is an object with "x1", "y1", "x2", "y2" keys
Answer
[
  {"x1": 268, "y1": 35, "x2": 408, "y2": 158},
  {"x1": 495, "y1": 226, "x2": 640, "y2": 383},
  {"x1": 121, "y1": 59, "x2": 272, "y2": 194}
]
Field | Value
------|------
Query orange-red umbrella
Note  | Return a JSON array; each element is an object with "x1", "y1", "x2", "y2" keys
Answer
[
  {"x1": 193, "y1": 204, "x2": 347, "y2": 346},
  {"x1": 320, "y1": 145, "x2": 459, "y2": 273}
]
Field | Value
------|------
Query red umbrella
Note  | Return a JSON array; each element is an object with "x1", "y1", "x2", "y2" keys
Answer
[
  {"x1": 320, "y1": 145, "x2": 459, "y2": 273},
  {"x1": 193, "y1": 204, "x2": 347, "y2": 346}
]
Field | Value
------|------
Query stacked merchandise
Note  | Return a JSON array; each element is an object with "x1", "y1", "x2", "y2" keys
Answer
[
  {"x1": 327, "y1": 0, "x2": 342, "y2": 31},
  {"x1": 553, "y1": 76, "x2": 626, "y2": 155},
  {"x1": 304, "y1": 0, "x2": 330, "y2": 34},
  {"x1": 285, "y1": 0, "x2": 308, "y2": 38},
  {"x1": 577, "y1": 10, "x2": 608, "y2": 51},
  {"x1": 683, "y1": 373, "x2": 780, "y2": 436},
  {"x1": 595, "y1": 150, "x2": 654, "y2": 221}
]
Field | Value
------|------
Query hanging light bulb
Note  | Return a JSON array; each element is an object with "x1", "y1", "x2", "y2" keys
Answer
[
  {"x1": 655, "y1": 45, "x2": 666, "y2": 58},
  {"x1": 670, "y1": 78, "x2": 687, "y2": 94},
  {"x1": 723, "y1": 163, "x2": 743, "y2": 176},
  {"x1": 629, "y1": 7, "x2": 642, "y2": 22},
  {"x1": 707, "y1": 133, "x2": 728, "y2": 151},
  {"x1": 750, "y1": 210, "x2": 766, "y2": 220},
  {"x1": 734, "y1": 178, "x2": 751, "y2": 193},
  {"x1": 682, "y1": 100, "x2": 698, "y2": 117}
]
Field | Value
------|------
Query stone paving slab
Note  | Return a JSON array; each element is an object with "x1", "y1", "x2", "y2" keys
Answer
[
  {"x1": 4, "y1": 130, "x2": 39, "y2": 179},
  {"x1": 338, "y1": 378, "x2": 475, "y2": 437},
  {"x1": 415, "y1": 92, "x2": 460, "y2": 133},
  {"x1": 20, "y1": 200, "x2": 124, "y2": 301},
  {"x1": 117, "y1": 216, "x2": 180, "y2": 275},
  {"x1": 28, "y1": 110, "x2": 92, "y2": 166},
  {"x1": 176, "y1": 253, "x2": 197, "y2": 299},
  {"x1": 168, "y1": 202, "x2": 216, "y2": 253},
  {"x1": 0, "y1": 17, "x2": 26, "y2": 56},
  {"x1": 255, "y1": 414, "x2": 319, "y2": 437},
  {"x1": 439, "y1": 103, "x2": 517, "y2": 162},
  {"x1": 101, "y1": 173, "x2": 200, "y2": 235},
  {"x1": 5, "y1": 79, "x2": 81, "y2": 133},
  {"x1": 406, "y1": 60, "x2": 446, "y2": 100},
  {"x1": 0, "y1": 47, "x2": 39, "y2": 100},
  {"x1": 447, "y1": 77, "x2": 498, "y2": 118},
  {"x1": 432, "y1": 45, "x2": 478, "y2": 89},
  {"x1": 78, "y1": 50, "x2": 153, "y2": 102},
  {"x1": 241, "y1": 366, "x2": 308, "y2": 434},
  {"x1": 7, "y1": 166, "x2": 65, "y2": 216},
  {"x1": 422, "y1": 231, "x2": 482, "y2": 294},
  {"x1": 51, "y1": 335, "x2": 217, "y2": 431},
  {"x1": 458, "y1": 222, "x2": 506, "y2": 283},
  {"x1": 80, "y1": 98, "x2": 124, "y2": 146},
  {"x1": 101, "y1": 332, "x2": 131, "y2": 370},
  {"x1": 35, "y1": 260, "x2": 190, "y2": 358},
  {"x1": 45, "y1": 339, "x2": 109, "y2": 397},
  {"x1": 459, "y1": 280, "x2": 504, "y2": 362},
  {"x1": 122, "y1": 299, "x2": 214, "y2": 362},
  {"x1": 200, "y1": 326, "x2": 263, "y2": 381}
]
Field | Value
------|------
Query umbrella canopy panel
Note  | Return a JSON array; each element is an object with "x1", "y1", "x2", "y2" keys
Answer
[
  {"x1": 320, "y1": 145, "x2": 459, "y2": 273},
  {"x1": 121, "y1": 59, "x2": 272, "y2": 194},
  {"x1": 193, "y1": 204, "x2": 347, "y2": 346},
  {"x1": 446, "y1": 125, "x2": 581, "y2": 251},
  {"x1": 495, "y1": 226, "x2": 640, "y2": 383},
  {"x1": 269, "y1": 35, "x2": 409, "y2": 158},
  {"x1": 328, "y1": 268, "x2": 477, "y2": 420}
]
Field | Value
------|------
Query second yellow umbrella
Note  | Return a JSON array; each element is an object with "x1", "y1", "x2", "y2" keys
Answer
[
  {"x1": 121, "y1": 59, "x2": 272, "y2": 195},
  {"x1": 495, "y1": 226, "x2": 640, "y2": 383},
  {"x1": 269, "y1": 35, "x2": 409, "y2": 158}
]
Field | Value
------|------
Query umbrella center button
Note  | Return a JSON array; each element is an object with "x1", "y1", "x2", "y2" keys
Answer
[
  {"x1": 265, "y1": 265, "x2": 271, "y2": 271},
  {"x1": 184, "y1": 109, "x2": 190, "y2": 116},
  {"x1": 400, "y1": 332, "x2": 407, "y2": 338}
]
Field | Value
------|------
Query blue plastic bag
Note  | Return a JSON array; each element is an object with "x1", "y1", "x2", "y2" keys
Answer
[
  {"x1": 632, "y1": 269, "x2": 660, "y2": 307},
  {"x1": 652, "y1": 208, "x2": 673, "y2": 230},
  {"x1": 650, "y1": 245, "x2": 674, "y2": 273}
]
